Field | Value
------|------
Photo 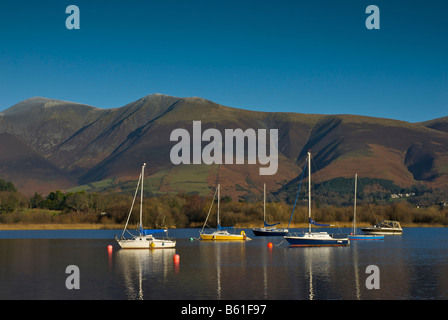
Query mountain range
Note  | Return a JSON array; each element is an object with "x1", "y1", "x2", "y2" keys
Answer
[{"x1": 0, "y1": 94, "x2": 447, "y2": 198}]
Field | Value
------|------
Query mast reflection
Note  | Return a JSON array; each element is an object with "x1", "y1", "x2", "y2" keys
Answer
[{"x1": 115, "y1": 248, "x2": 176, "y2": 300}]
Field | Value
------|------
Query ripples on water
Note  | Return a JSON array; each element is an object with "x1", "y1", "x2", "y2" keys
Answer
[{"x1": 0, "y1": 228, "x2": 447, "y2": 300}]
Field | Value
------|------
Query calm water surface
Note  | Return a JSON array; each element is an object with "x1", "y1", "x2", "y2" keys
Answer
[{"x1": 0, "y1": 228, "x2": 447, "y2": 300}]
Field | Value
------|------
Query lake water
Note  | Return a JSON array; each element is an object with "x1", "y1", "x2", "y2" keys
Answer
[{"x1": 0, "y1": 228, "x2": 447, "y2": 300}]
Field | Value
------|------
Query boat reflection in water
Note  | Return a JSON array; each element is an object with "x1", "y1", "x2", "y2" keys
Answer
[
  {"x1": 292, "y1": 246, "x2": 348, "y2": 300},
  {"x1": 115, "y1": 248, "x2": 176, "y2": 300},
  {"x1": 198, "y1": 241, "x2": 248, "y2": 300},
  {"x1": 303, "y1": 247, "x2": 333, "y2": 300}
]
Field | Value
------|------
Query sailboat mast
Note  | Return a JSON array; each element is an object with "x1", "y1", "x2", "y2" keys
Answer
[
  {"x1": 217, "y1": 184, "x2": 220, "y2": 227},
  {"x1": 308, "y1": 151, "x2": 311, "y2": 233},
  {"x1": 140, "y1": 163, "x2": 146, "y2": 230},
  {"x1": 263, "y1": 183, "x2": 266, "y2": 223},
  {"x1": 353, "y1": 173, "x2": 358, "y2": 235}
]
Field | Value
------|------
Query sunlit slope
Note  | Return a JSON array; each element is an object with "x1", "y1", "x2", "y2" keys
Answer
[{"x1": 1, "y1": 94, "x2": 446, "y2": 197}]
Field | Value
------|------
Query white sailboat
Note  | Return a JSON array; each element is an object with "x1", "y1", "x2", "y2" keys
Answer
[
  {"x1": 348, "y1": 174, "x2": 384, "y2": 240},
  {"x1": 115, "y1": 163, "x2": 176, "y2": 249},
  {"x1": 284, "y1": 151, "x2": 349, "y2": 247}
]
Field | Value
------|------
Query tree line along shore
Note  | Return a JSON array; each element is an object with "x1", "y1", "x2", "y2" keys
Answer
[{"x1": 1, "y1": 177, "x2": 447, "y2": 229}]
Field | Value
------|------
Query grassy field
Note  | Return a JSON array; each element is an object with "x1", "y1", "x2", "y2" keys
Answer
[
  {"x1": 67, "y1": 164, "x2": 216, "y2": 196},
  {"x1": 161, "y1": 164, "x2": 216, "y2": 196}
]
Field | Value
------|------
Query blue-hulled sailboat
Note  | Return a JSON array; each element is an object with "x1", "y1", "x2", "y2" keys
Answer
[
  {"x1": 252, "y1": 184, "x2": 288, "y2": 236},
  {"x1": 284, "y1": 151, "x2": 349, "y2": 247}
]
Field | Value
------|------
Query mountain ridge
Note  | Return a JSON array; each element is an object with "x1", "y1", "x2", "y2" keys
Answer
[{"x1": 0, "y1": 94, "x2": 446, "y2": 197}]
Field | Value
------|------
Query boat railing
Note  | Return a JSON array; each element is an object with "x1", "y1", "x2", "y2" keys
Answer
[
  {"x1": 377, "y1": 220, "x2": 401, "y2": 229},
  {"x1": 330, "y1": 233, "x2": 350, "y2": 239},
  {"x1": 285, "y1": 231, "x2": 305, "y2": 237}
]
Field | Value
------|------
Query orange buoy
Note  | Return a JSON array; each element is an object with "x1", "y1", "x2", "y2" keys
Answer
[
  {"x1": 267, "y1": 242, "x2": 273, "y2": 248},
  {"x1": 173, "y1": 253, "x2": 180, "y2": 273},
  {"x1": 107, "y1": 244, "x2": 113, "y2": 251}
]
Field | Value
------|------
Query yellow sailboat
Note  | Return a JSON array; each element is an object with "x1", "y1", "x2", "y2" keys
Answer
[{"x1": 200, "y1": 184, "x2": 250, "y2": 241}]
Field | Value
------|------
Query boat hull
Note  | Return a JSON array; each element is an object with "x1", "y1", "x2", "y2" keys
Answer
[
  {"x1": 116, "y1": 235, "x2": 176, "y2": 249},
  {"x1": 252, "y1": 228, "x2": 288, "y2": 236},
  {"x1": 200, "y1": 230, "x2": 250, "y2": 241},
  {"x1": 360, "y1": 228, "x2": 402, "y2": 235},
  {"x1": 348, "y1": 234, "x2": 384, "y2": 240},
  {"x1": 285, "y1": 232, "x2": 349, "y2": 247}
]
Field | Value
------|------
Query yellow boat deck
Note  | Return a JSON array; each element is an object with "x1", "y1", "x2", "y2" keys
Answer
[{"x1": 200, "y1": 230, "x2": 250, "y2": 241}]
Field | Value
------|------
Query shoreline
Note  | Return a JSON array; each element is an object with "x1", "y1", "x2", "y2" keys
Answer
[{"x1": 0, "y1": 222, "x2": 445, "y2": 230}]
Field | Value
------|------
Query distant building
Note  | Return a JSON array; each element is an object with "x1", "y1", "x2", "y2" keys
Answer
[{"x1": 390, "y1": 192, "x2": 415, "y2": 199}]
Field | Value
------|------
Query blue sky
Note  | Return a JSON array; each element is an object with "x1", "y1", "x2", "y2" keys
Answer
[{"x1": 0, "y1": 0, "x2": 446, "y2": 122}]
